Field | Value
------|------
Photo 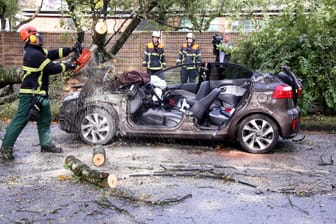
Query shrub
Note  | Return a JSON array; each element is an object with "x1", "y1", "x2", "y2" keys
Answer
[{"x1": 232, "y1": 0, "x2": 336, "y2": 115}]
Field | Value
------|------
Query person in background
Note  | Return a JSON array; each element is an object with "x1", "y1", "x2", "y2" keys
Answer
[
  {"x1": 218, "y1": 34, "x2": 234, "y2": 63},
  {"x1": 176, "y1": 33, "x2": 202, "y2": 84},
  {"x1": 142, "y1": 31, "x2": 166, "y2": 79},
  {"x1": 0, "y1": 25, "x2": 77, "y2": 160}
]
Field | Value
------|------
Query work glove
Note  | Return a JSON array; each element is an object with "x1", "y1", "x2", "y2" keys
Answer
[
  {"x1": 72, "y1": 42, "x2": 83, "y2": 61},
  {"x1": 65, "y1": 63, "x2": 78, "y2": 71},
  {"x1": 73, "y1": 42, "x2": 82, "y2": 53}
]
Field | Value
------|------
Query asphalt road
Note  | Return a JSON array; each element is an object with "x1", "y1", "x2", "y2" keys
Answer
[{"x1": 0, "y1": 122, "x2": 335, "y2": 224}]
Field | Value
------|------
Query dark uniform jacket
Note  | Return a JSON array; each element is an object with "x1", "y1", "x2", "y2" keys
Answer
[
  {"x1": 142, "y1": 42, "x2": 166, "y2": 71},
  {"x1": 176, "y1": 43, "x2": 202, "y2": 69},
  {"x1": 19, "y1": 43, "x2": 72, "y2": 96}
]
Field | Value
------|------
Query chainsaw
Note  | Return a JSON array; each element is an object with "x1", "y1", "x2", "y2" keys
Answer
[{"x1": 72, "y1": 30, "x2": 92, "y2": 73}]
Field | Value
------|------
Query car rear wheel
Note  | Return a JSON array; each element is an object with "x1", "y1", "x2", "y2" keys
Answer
[
  {"x1": 78, "y1": 106, "x2": 117, "y2": 145},
  {"x1": 237, "y1": 114, "x2": 279, "y2": 153}
]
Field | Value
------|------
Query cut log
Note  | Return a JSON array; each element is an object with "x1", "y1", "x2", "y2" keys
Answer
[
  {"x1": 93, "y1": 19, "x2": 107, "y2": 48},
  {"x1": 107, "y1": 173, "x2": 118, "y2": 188},
  {"x1": 65, "y1": 155, "x2": 117, "y2": 188},
  {"x1": 92, "y1": 145, "x2": 106, "y2": 167},
  {"x1": 95, "y1": 19, "x2": 108, "y2": 35}
]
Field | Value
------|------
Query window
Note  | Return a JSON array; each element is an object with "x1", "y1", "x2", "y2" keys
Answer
[{"x1": 231, "y1": 19, "x2": 262, "y2": 32}]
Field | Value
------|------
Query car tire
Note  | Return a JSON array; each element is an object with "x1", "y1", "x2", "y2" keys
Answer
[
  {"x1": 237, "y1": 114, "x2": 279, "y2": 153},
  {"x1": 78, "y1": 106, "x2": 118, "y2": 145}
]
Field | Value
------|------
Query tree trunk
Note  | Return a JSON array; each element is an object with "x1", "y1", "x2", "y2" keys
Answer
[
  {"x1": 65, "y1": 155, "x2": 117, "y2": 188},
  {"x1": 92, "y1": 145, "x2": 106, "y2": 167},
  {"x1": 107, "y1": 1, "x2": 158, "y2": 57},
  {"x1": 0, "y1": 67, "x2": 22, "y2": 88},
  {"x1": 108, "y1": 16, "x2": 141, "y2": 57},
  {"x1": 93, "y1": 19, "x2": 108, "y2": 65}
]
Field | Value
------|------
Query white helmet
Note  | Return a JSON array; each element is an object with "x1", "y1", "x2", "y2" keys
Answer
[
  {"x1": 186, "y1": 32, "x2": 194, "y2": 40},
  {"x1": 152, "y1": 31, "x2": 161, "y2": 38}
]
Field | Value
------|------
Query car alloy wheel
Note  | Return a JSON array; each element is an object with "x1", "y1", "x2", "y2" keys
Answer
[
  {"x1": 237, "y1": 114, "x2": 279, "y2": 153},
  {"x1": 79, "y1": 106, "x2": 117, "y2": 145}
]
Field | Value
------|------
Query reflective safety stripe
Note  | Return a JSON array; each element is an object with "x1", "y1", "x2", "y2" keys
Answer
[
  {"x1": 22, "y1": 58, "x2": 51, "y2": 80},
  {"x1": 43, "y1": 48, "x2": 48, "y2": 56},
  {"x1": 21, "y1": 58, "x2": 51, "y2": 96},
  {"x1": 146, "y1": 53, "x2": 164, "y2": 70},
  {"x1": 19, "y1": 88, "x2": 46, "y2": 95},
  {"x1": 148, "y1": 67, "x2": 163, "y2": 70},
  {"x1": 149, "y1": 52, "x2": 161, "y2": 56},
  {"x1": 59, "y1": 48, "x2": 63, "y2": 58},
  {"x1": 61, "y1": 63, "x2": 66, "y2": 72}
]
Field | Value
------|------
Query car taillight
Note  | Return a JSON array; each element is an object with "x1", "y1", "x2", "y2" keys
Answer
[
  {"x1": 292, "y1": 117, "x2": 299, "y2": 130},
  {"x1": 272, "y1": 84, "x2": 293, "y2": 99},
  {"x1": 296, "y1": 82, "x2": 303, "y2": 97}
]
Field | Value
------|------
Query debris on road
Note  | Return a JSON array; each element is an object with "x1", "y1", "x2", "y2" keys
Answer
[
  {"x1": 65, "y1": 155, "x2": 117, "y2": 188},
  {"x1": 92, "y1": 145, "x2": 106, "y2": 167}
]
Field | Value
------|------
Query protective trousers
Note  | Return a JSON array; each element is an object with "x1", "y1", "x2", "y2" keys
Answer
[
  {"x1": 1, "y1": 94, "x2": 52, "y2": 149},
  {"x1": 181, "y1": 68, "x2": 197, "y2": 84}
]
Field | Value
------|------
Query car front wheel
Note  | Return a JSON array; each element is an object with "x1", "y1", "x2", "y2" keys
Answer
[
  {"x1": 78, "y1": 106, "x2": 117, "y2": 145},
  {"x1": 237, "y1": 114, "x2": 279, "y2": 153}
]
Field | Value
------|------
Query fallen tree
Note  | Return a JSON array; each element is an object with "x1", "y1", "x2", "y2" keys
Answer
[
  {"x1": 0, "y1": 67, "x2": 22, "y2": 105},
  {"x1": 0, "y1": 66, "x2": 22, "y2": 88},
  {"x1": 65, "y1": 155, "x2": 117, "y2": 188}
]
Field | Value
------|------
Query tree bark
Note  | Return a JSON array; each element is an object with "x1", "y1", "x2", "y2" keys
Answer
[
  {"x1": 108, "y1": 16, "x2": 141, "y2": 57},
  {"x1": 0, "y1": 67, "x2": 22, "y2": 88},
  {"x1": 93, "y1": 19, "x2": 108, "y2": 65},
  {"x1": 92, "y1": 145, "x2": 106, "y2": 167},
  {"x1": 0, "y1": 84, "x2": 14, "y2": 96},
  {"x1": 0, "y1": 92, "x2": 18, "y2": 105},
  {"x1": 107, "y1": 1, "x2": 158, "y2": 57},
  {"x1": 65, "y1": 155, "x2": 117, "y2": 188}
]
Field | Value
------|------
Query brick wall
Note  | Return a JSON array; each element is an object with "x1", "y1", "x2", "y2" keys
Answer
[{"x1": 0, "y1": 31, "x2": 240, "y2": 71}]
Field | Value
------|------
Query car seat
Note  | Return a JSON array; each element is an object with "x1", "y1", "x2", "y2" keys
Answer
[
  {"x1": 189, "y1": 88, "x2": 220, "y2": 122},
  {"x1": 187, "y1": 80, "x2": 210, "y2": 105}
]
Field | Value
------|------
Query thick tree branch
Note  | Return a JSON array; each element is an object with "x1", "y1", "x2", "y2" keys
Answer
[
  {"x1": 107, "y1": 1, "x2": 159, "y2": 57},
  {"x1": 15, "y1": 0, "x2": 43, "y2": 29},
  {"x1": 0, "y1": 67, "x2": 22, "y2": 88}
]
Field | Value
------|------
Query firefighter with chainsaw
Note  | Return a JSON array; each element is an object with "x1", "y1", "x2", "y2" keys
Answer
[
  {"x1": 176, "y1": 33, "x2": 202, "y2": 84},
  {"x1": 142, "y1": 31, "x2": 166, "y2": 79},
  {"x1": 0, "y1": 25, "x2": 79, "y2": 160}
]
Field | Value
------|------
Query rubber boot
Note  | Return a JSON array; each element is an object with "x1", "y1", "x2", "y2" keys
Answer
[
  {"x1": 0, "y1": 146, "x2": 15, "y2": 160},
  {"x1": 41, "y1": 143, "x2": 63, "y2": 153}
]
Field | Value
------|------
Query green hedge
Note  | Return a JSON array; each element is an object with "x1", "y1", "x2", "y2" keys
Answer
[{"x1": 232, "y1": 0, "x2": 336, "y2": 115}]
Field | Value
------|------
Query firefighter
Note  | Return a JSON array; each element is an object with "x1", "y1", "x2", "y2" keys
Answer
[
  {"x1": 142, "y1": 31, "x2": 166, "y2": 79},
  {"x1": 0, "y1": 25, "x2": 77, "y2": 160},
  {"x1": 176, "y1": 32, "x2": 202, "y2": 84}
]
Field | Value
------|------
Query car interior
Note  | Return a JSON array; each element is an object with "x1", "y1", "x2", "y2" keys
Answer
[{"x1": 127, "y1": 62, "x2": 253, "y2": 129}]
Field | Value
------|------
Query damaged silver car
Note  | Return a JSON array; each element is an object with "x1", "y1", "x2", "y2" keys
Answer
[{"x1": 59, "y1": 62, "x2": 302, "y2": 153}]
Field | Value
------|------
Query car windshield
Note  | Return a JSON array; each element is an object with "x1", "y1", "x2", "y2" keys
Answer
[{"x1": 155, "y1": 62, "x2": 253, "y2": 86}]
